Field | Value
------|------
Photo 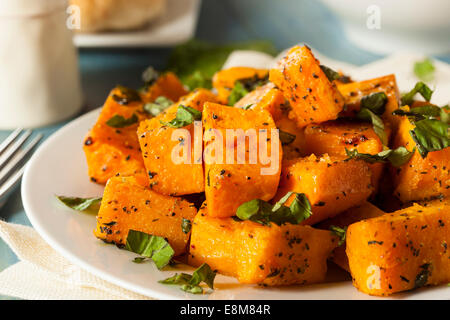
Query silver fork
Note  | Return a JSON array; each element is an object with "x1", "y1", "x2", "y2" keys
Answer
[{"x1": 0, "y1": 128, "x2": 42, "y2": 208}]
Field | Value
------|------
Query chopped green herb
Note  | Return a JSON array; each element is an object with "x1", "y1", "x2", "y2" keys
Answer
[
  {"x1": 142, "y1": 66, "x2": 160, "y2": 87},
  {"x1": 235, "y1": 192, "x2": 312, "y2": 226},
  {"x1": 414, "y1": 58, "x2": 435, "y2": 82},
  {"x1": 106, "y1": 113, "x2": 139, "y2": 128},
  {"x1": 184, "y1": 70, "x2": 212, "y2": 90},
  {"x1": 159, "y1": 263, "x2": 216, "y2": 294},
  {"x1": 414, "y1": 263, "x2": 431, "y2": 289},
  {"x1": 401, "y1": 82, "x2": 433, "y2": 106},
  {"x1": 143, "y1": 96, "x2": 174, "y2": 116},
  {"x1": 228, "y1": 81, "x2": 249, "y2": 106},
  {"x1": 112, "y1": 85, "x2": 142, "y2": 105},
  {"x1": 409, "y1": 119, "x2": 449, "y2": 158},
  {"x1": 330, "y1": 225, "x2": 347, "y2": 246},
  {"x1": 356, "y1": 108, "x2": 387, "y2": 145},
  {"x1": 125, "y1": 230, "x2": 174, "y2": 269},
  {"x1": 160, "y1": 105, "x2": 202, "y2": 128},
  {"x1": 360, "y1": 92, "x2": 387, "y2": 115},
  {"x1": 279, "y1": 130, "x2": 296, "y2": 145},
  {"x1": 392, "y1": 105, "x2": 442, "y2": 121},
  {"x1": 345, "y1": 147, "x2": 414, "y2": 168},
  {"x1": 181, "y1": 218, "x2": 192, "y2": 234},
  {"x1": 320, "y1": 65, "x2": 340, "y2": 82},
  {"x1": 56, "y1": 196, "x2": 102, "y2": 213},
  {"x1": 132, "y1": 257, "x2": 147, "y2": 263}
]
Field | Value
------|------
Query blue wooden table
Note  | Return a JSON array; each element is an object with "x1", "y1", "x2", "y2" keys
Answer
[{"x1": 0, "y1": 0, "x2": 449, "y2": 299}]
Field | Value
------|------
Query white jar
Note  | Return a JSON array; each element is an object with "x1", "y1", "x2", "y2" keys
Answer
[{"x1": 0, "y1": 0, "x2": 82, "y2": 129}]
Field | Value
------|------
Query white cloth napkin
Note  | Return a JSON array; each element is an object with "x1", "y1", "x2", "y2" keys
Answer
[
  {"x1": 0, "y1": 220, "x2": 150, "y2": 300},
  {"x1": 1, "y1": 47, "x2": 449, "y2": 300}
]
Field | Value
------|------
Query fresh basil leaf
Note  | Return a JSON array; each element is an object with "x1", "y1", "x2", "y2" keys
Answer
[
  {"x1": 392, "y1": 105, "x2": 442, "y2": 121},
  {"x1": 243, "y1": 104, "x2": 254, "y2": 110},
  {"x1": 401, "y1": 82, "x2": 433, "y2": 106},
  {"x1": 356, "y1": 108, "x2": 387, "y2": 145},
  {"x1": 112, "y1": 85, "x2": 142, "y2": 105},
  {"x1": 410, "y1": 119, "x2": 449, "y2": 158},
  {"x1": 330, "y1": 225, "x2": 347, "y2": 246},
  {"x1": 360, "y1": 92, "x2": 387, "y2": 115},
  {"x1": 159, "y1": 263, "x2": 216, "y2": 294},
  {"x1": 440, "y1": 105, "x2": 449, "y2": 124},
  {"x1": 279, "y1": 130, "x2": 296, "y2": 145},
  {"x1": 143, "y1": 96, "x2": 174, "y2": 116},
  {"x1": 320, "y1": 65, "x2": 340, "y2": 82},
  {"x1": 228, "y1": 81, "x2": 249, "y2": 106},
  {"x1": 160, "y1": 105, "x2": 202, "y2": 128},
  {"x1": 125, "y1": 230, "x2": 174, "y2": 269},
  {"x1": 414, "y1": 58, "x2": 435, "y2": 82},
  {"x1": 236, "y1": 192, "x2": 312, "y2": 226},
  {"x1": 106, "y1": 113, "x2": 139, "y2": 128},
  {"x1": 181, "y1": 218, "x2": 192, "y2": 234},
  {"x1": 56, "y1": 196, "x2": 102, "y2": 212},
  {"x1": 142, "y1": 66, "x2": 160, "y2": 87},
  {"x1": 132, "y1": 257, "x2": 147, "y2": 263},
  {"x1": 345, "y1": 147, "x2": 414, "y2": 168}
]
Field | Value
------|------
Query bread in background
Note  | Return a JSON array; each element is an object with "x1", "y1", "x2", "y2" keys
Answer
[{"x1": 71, "y1": 0, "x2": 167, "y2": 33}]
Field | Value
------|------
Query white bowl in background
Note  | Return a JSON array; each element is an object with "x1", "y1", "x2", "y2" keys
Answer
[{"x1": 319, "y1": 0, "x2": 450, "y2": 55}]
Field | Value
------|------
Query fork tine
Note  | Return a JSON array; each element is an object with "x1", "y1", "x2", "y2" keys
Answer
[
  {"x1": 0, "y1": 164, "x2": 26, "y2": 202},
  {"x1": 0, "y1": 128, "x2": 22, "y2": 155},
  {"x1": 0, "y1": 133, "x2": 42, "y2": 185},
  {"x1": 0, "y1": 129, "x2": 32, "y2": 169}
]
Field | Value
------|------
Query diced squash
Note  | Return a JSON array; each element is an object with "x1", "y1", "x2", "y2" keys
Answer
[
  {"x1": 137, "y1": 89, "x2": 218, "y2": 196},
  {"x1": 392, "y1": 116, "x2": 450, "y2": 203},
  {"x1": 346, "y1": 203, "x2": 450, "y2": 296},
  {"x1": 188, "y1": 202, "x2": 339, "y2": 285},
  {"x1": 202, "y1": 102, "x2": 282, "y2": 218},
  {"x1": 274, "y1": 154, "x2": 372, "y2": 225},
  {"x1": 235, "y1": 83, "x2": 307, "y2": 159},
  {"x1": 212, "y1": 67, "x2": 268, "y2": 105},
  {"x1": 303, "y1": 120, "x2": 386, "y2": 191},
  {"x1": 269, "y1": 45, "x2": 345, "y2": 127},
  {"x1": 337, "y1": 74, "x2": 401, "y2": 131},
  {"x1": 141, "y1": 72, "x2": 188, "y2": 103},
  {"x1": 317, "y1": 202, "x2": 386, "y2": 272},
  {"x1": 94, "y1": 176, "x2": 197, "y2": 256},
  {"x1": 83, "y1": 86, "x2": 149, "y2": 185}
]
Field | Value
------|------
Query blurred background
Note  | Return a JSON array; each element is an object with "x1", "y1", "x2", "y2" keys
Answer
[{"x1": 0, "y1": 0, "x2": 449, "y2": 298}]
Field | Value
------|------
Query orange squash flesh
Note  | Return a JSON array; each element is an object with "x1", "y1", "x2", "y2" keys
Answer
[
  {"x1": 317, "y1": 202, "x2": 386, "y2": 272},
  {"x1": 94, "y1": 176, "x2": 197, "y2": 256},
  {"x1": 137, "y1": 89, "x2": 218, "y2": 196},
  {"x1": 212, "y1": 67, "x2": 268, "y2": 105},
  {"x1": 202, "y1": 102, "x2": 282, "y2": 218},
  {"x1": 346, "y1": 203, "x2": 450, "y2": 296},
  {"x1": 188, "y1": 203, "x2": 339, "y2": 285},
  {"x1": 303, "y1": 120, "x2": 385, "y2": 192},
  {"x1": 235, "y1": 83, "x2": 307, "y2": 159},
  {"x1": 337, "y1": 74, "x2": 401, "y2": 132},
  {"x1": 83, "y1": 74, "x2": 187, "y2": 185},
  {"x1": 269, "y1": 45, "x2": 345, "y2": 127},
  {"x1": 391, "y1": 116, "x2": 450, "y2": 203},
  {"x1": 273, "y1": 154, "x2": 372, "y2": 225}
]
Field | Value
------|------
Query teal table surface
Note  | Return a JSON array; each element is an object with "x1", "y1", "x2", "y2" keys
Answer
[{"x1": 1, "y1": 0, "x2": 449, "y2": 299}]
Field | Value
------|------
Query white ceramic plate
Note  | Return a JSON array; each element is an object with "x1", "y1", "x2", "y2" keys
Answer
[
  {"x1": 73, "y1": 0, "x2": 201, "y2": 48},
  {"x1": 21, "y1": 107, "x2": 450, "y2": 300}
]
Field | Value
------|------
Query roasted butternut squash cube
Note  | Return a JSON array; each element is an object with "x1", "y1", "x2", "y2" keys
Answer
[
  {"x1": 137, "y1": 89, "x2": 218, "y2": 196},
  {"x1": 392, "y1": 116, "x2": 450, "y2": 203},
  {"x1": 83, "y1": 86, "x2": 149, "y2": 185},
  {"x1": 202, "y1": 102, "x2": 282, "y2": 218},
  {"x1": 303, "y1": 120, "x2": 386, "y2": 191},
  {"x1": 269, "y1": 45, "x2": 345, "y2": 127},
  {"x1": 94, "y1": 176, "x2": 197, "y2": 256},
  {"x1": 188, "y1": 203, "x2": 339, "y2": 285},
  {"x1": 317, "y1": 202, "x2": 386, "y2": 272},
  {"x1": 212, "y1": 67, "x2": 268, "y2": 105},
  {"x1": 337, "y1": 74, "x2": 400, "y2": 131},
  {"x1": 141, "y1": 72, "x2": 188, "y2": 103},
  {"x1": 235, "y1": 83, "x2": 307, "y2": 159},
  {"x1": 346, "y1": 203, "x2": 450, "y2": 296},
  {"x1": 274, "y1": 154, "x2": 372, "y2": 225}
]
